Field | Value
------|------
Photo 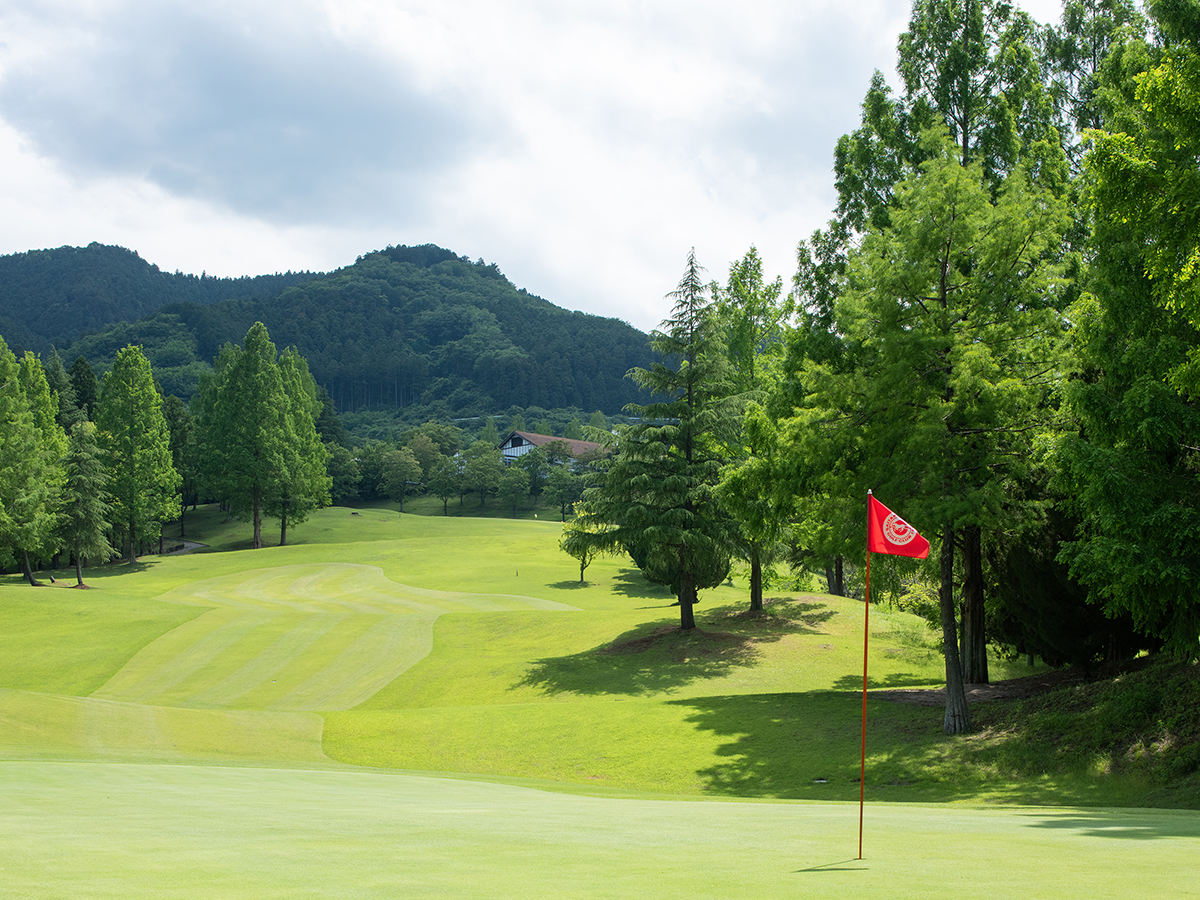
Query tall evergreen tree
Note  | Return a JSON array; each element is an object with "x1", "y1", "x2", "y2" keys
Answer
[
  {"x1": 68, "y1": 356, "x2": 99, "y2": 422},
  {"x1": 62, "y1": 421, "x2": 113, "y2": 586},
  {"x1": 96, "y1": 346, "x2": 180, "y2": 563},
  {"x1": 16, "y1": 352, "x2": 68, "y2": 581},
  {"x1": 577, "y1": 252, "x2": 736, "y2": 629},
  {"x1": 268, "y1": 348, "x2": 331, "y2": 544},
  {"x1": 200, "y1": 323, "x2": 289, "y2": 549}
]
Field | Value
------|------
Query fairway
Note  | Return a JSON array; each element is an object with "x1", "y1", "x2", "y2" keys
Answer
[{"x1": 1, "y1": 509, "x2": 1196, "y2": 897}]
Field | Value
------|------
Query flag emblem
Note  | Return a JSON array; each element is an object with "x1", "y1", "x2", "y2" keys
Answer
[{"x1": 883, "y1": 513, "x2": 918, "y2": 546}]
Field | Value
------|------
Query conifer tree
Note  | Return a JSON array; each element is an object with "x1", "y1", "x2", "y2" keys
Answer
[
  {"x1": 96, "y1": 346, "x2": 180, "y2": 563},
  {"x1": 577, "y1": 251, "x2": 737, "y2": 629},
  {"x1": 16, "y1": 352, "x2": 68, "y2": 581},
  {"x1": 62, "y1": 421, "x2": 113, "y2": 586}
]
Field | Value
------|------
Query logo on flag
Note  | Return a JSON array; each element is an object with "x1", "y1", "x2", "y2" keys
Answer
[{"x1": 867, "y1": 494, "x2": 930, "y2": 559}]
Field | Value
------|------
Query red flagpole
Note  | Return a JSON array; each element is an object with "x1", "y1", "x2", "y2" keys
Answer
[{"x1": 859, "y1": 542, "x2": 870, "y2": 860}]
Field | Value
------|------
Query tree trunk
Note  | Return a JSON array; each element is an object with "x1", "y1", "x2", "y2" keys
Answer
[
  {"x1": 749, "y1": 542, "x2": 763, "y2": 612},
  {"x1": 280, "y1": 509, "x2": 289, "y2": 547},
  {"x1": 253, "y1": 493, "x2": 263, "y2": 549},
  {"x1": 75, "y1": 555, "x2": 84, "y2": 587},
  {"x1": 939, "y1": 527, "x2": 971, "y2": 734},
  {"x1": 959, "y1": 524, "x2": 988, "y2": 684},
  {"x1": 22, "y1": 550, "x2": 41, "y2": 586},
  {"x1": 127, "y1": 516, "x2": 137, "y2": 564},
  {"x1": 835, "y1": 556, "x2": 845, "y2": 597},
  {"x1": 678, "y1": 568, "x2": 697, "y2": 630}
]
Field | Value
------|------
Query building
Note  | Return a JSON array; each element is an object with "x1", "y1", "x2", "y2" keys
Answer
[{"x1": 498, "y1": 431, "x2": 605, "y2": 465}]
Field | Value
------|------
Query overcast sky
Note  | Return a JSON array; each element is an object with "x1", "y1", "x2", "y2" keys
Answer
[{"x1": 0, "y1": 0, "x2": 1065, "y2": 333}]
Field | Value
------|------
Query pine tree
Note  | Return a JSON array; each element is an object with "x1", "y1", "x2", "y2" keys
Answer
[{"x1": 578, "y1": 251, "x2": 737, "y2": 629}]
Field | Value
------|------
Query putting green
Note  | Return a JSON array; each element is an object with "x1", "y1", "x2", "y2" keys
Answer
[
  {"x1": 93, "y1": 563, "x2": 579, "y2": 711},
  {"x1": 1, "y1": 761, "x2": 1196, "y2": 900}
]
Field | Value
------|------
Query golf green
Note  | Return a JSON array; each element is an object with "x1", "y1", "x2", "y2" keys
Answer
[{"x1": 1, "y1": 761, "x2": 1196, "y2": 899}]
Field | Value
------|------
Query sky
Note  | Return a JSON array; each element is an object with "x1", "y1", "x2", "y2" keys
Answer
[{"x1": 0, "y1": 0, "x2": 1065, "y2": 333}]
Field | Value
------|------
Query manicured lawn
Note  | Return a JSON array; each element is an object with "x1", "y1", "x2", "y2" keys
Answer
[
  {"x1": 1, "y1": 761, "x2": 1197, "y2": 900},
  {"x1": 0, "y1": 504, "x2": 1196, "y2": 897}
]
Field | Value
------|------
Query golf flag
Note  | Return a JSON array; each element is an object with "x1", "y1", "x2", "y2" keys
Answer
[
  {"x1": 859, "y1": 491, "x2": 929, "y2": 859},
  {"x1": 867, "y1": 494, "x2": 929, "y2": 559}
]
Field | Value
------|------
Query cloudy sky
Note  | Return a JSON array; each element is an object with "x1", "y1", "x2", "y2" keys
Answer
[{"x1": 0, "y1": 0, "x2": 1064, "y2": 332}]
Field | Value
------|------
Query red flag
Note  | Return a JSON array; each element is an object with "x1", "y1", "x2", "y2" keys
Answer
[{"x1": 867, "y1": 494, "x2": 930, "y2": 559}]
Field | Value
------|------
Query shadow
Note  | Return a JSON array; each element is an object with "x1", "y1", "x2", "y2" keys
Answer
[
  {"x1": 546, "y1": 580, "x2": 590, "y2": 590},
  {"x1": 832, "y1": 673, "x2": 942, "y2": 691},
  {"x1": 666, "y1": 691, "x2": 885, "y2": 800},
  {"x1": 517, "y1": 621, "x2": 782, "y2": 697},
  {"x1": 608, "y1": 568, "x2": 675, "y2": 600},
  {"x1": 1020, "y1": 811, "x2": 1200, "y2": 841},
  {"x1": 704, "y1": 598, "x2": 838, "y2": 636},
  {"x1": 797, "y1": 859, "x2": 869, "y2": 873}
]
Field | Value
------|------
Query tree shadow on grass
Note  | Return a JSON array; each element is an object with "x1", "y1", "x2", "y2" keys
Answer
[
  {"x1": 1018, "y1": 811, "x2": 1200, "y2": 840},
  {"x1": 608, "y1": 568, "x2": 675, "y2": 600},
  {"x1": 517, "y1": 597, "x2": 841, "y2": 698},
  {"x1": 516, "y1": 622, "x2": 771, "y2": 697}
]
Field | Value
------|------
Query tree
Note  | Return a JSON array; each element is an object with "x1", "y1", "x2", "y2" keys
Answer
[
  {"x1": 96, "y1": 346, "x2": 180, "y2": 563},
  {"x1": 578, "y1": 252, "x2": 736, "y2": 629},
  {"x1": 68, "y1": 355, "x2": 99, "y2": 422},
  {"x1": 516, "y1": 446, "x2": 548, "y2": 499},
  {"x1": 379, "y1": 447, "x2": 422, "y2": 512},
  {"x1": 43, "y1": 349, "x2": 84, "y2": 432},
  {"x1": 198, "y1": 323, "x2": 289, "y2": 549},
  {"x1": 463, "y1": 440, "x2": 503, "y2": 509},
  {"x1": 713, "y1": 246, "x2": 791, "y2": 612},
  {"x1": 779, "y1": 136, "x2": 1068, "y2": 731},
  {"x1": 406, "y1": 432, "x2": 440, "y2": 481},
  {"x1": 545, "y1": 463, "x2": 582, "y2": 522},
  {"x1": 426, "y1": 456, "x2": 460, "y2": 515},
  {"x1": 268, "y1": 348, "x2": 331, "y2": 543},
  {"x1": 1086, "y1": 0, "x2": 1200, "y2": 379},
  {"x1": 162, "y1": 395, "x2": 196, "y2": 536},
  {"x1": 61, "y1": 421, "x2": 113, "y2": 586},
  {"x1": 1054, "y1": 1, "x2": 1200, "y2": 659},
  {"x1": 498, "y1": 465, "x2": 530, "y2": 516},
  {"x1": 0, "y1": 342, "x2": 56, "y2": 582},
  {"x1": 326, "y1": 444, "x2": 361, "y2": 505},
  {"x1": 14, "y1": 353, "x2": 68, "y2": 581},
  {"x1": 560, "y1": 502, "x2": 607, "y2": 582}
]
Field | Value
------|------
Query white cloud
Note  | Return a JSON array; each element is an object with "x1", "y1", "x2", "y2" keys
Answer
[{"x1": 0, "y1": 0, "x2": 1066, "y2": 332}]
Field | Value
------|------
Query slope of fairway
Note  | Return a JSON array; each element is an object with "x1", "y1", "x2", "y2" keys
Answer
[
  {"x1": 94, "y1": 562, "x2": 576, "y2": 711},
  {"x1": 0, "y1": 690, "x2": 329, "y2": 766},
  {"x1": 2, "y1": 761, "x2": 1197, "y2": 900}
]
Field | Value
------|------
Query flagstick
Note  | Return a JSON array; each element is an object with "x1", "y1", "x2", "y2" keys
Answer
[{"x1": 859, "y1": 547, "x2": 871, "y2": 860}]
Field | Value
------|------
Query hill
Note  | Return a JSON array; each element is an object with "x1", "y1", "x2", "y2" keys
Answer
[
  {"x1": 0, "y1": 242, "x2": 318, "y2": 353},
  {"x1": 52, "y1": 244, "x2": 654, "y2": 417}
]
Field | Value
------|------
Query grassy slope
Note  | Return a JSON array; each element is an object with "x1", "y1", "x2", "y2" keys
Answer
[{"x1": 0, "y1": 503, "x2": 1196, "y2": 807}]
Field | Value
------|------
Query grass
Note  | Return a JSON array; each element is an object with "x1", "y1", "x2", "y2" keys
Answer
[
  {"x1": 2, "y1": 761, "x2": 1198, "y2": 900},
  {"x1": 0, "y1": 503, "x2": 1196, "y2": 896}
]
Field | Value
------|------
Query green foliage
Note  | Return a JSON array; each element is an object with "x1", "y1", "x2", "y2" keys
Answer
[
  {"x1": 498, "y1": 465, "x2": 530, "y2": 517},
  {"x1": 379, "y1": 447, "x2": 422, "y2": 512},
  {"x1": 95, "y1": 345, "x2": 180, "y2": 562},
  {"x1": 580, "y1": 252, "x2": 736, "y2": 628},
  {"x1": 61, "y1": 421, "x2": 114, "y2": 584}
]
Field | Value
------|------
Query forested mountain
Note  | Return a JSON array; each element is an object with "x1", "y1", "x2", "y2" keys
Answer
[
  {"x1": 0, "y1": 243, "x2": 319, "y2": 352},
  {"x1": 55, "y1": 244, "x2": 653, "y2": 416}
]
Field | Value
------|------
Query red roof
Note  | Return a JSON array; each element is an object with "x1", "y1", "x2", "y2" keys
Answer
[{"x1": 501, "y1": 431, "x2": 605, "y2": 457}]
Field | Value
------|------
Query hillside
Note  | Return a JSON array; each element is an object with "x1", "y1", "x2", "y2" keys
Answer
[
  {"x1": 53, "y1": 244, "x2": 653, "y2": 417},
  {"x1": 0, "y1": 243, "x2": 318, "y2": 353}
]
